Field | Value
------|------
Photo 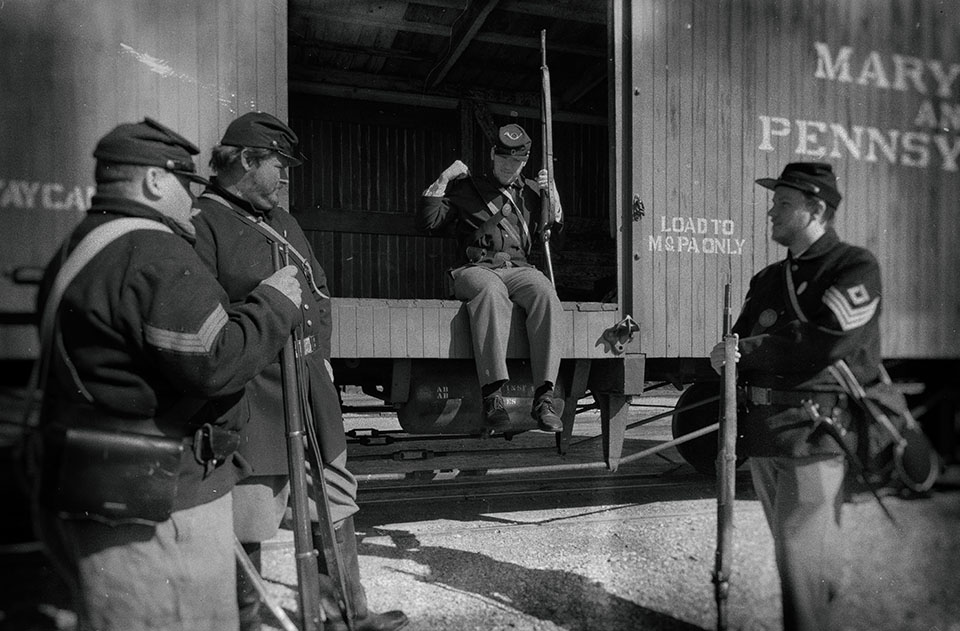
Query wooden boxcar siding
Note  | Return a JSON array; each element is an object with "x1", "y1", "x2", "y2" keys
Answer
[
  {"x1": 0, "y1": 0, "x2": 287, "y2": 359},
  {"x1": 629, "y1": 0, "x2": 960, "y2": 359},
  {"x1": 289, "y1": 97, "x2": 611, "y2": 300},
  {"x1": 329, "y1": 299, "x2": 620, "y2": 360}
]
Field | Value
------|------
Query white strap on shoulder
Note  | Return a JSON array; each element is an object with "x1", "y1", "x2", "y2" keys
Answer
[
  {"x1": 23, "y1": 219, "x2": 173, "y2": 424},
  {"x1": 40, "y1": 218, "x2": 173, "y2": 343}
]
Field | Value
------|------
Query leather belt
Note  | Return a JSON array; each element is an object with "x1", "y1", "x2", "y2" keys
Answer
[{"x1": 743, "y1": 386, "x2": 846, "y2": 409}]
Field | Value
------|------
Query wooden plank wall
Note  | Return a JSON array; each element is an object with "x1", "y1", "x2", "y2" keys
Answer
[
  {"x1": 630, "y1": 0, "x2": 960, "y2": 360},
  {"x1": 289, "y1": 97, "x2": 462, "y2": 299},
  {"x1": 0, "y1": 0, "x2": 286, "y2": 359},
  {"x1": 289, "y1": 96, "x2": 614, "y2": 301}
]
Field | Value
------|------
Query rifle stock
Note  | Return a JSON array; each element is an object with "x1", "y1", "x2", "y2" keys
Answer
[
  {"x1": 272, "y1": 243, "x2": 325, "y2": 631},
  {"x1": 540, "y1": 29, "x2": 555, "y2": 288}
]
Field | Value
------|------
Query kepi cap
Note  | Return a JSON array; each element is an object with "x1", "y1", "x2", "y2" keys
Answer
[
  {"x1": 93, "y1": 117, "x2": 209, "y2": 184},
  {"x1": 756, "y1": 162, "x2": 842, "y2": 209},
  {"x1": 220, "y1": 112, "x2": 304, "y2": 166},
  {"x1": 494, "y1": 123, "x2": 531, "y2": 158}
]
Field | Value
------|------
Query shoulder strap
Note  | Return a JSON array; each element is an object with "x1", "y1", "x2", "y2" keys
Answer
[
  {"x1": 199, "y1": 193, "x2": 328, "y2": 299},
  {"x1": 782, "y1": 260, "x2": 808, "y2": 323},
  {"x1": 467, "y1": 182, "x2": 529, "y2": 252},
  {"x1": 40, "y1": 219, "x2": 173, "y2": 345},
  {"x1": 24, "y1": 218, "x2": 173, "y2": 424}
]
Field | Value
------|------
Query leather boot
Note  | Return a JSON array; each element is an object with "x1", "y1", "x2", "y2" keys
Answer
[
  {"x1": 314, "y1": 517, "x2": 409, "y2": 631},
  {"x1": 237, "y1": 542, "x2": 262, "y2": 631}
]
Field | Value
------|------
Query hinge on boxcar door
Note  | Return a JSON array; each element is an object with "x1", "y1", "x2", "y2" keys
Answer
[{"x1": 602, "y1": 315, "x2": 640, "y2": 354}]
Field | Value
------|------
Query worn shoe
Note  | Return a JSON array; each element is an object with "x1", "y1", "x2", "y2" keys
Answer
[
  {"x1": 482, "y1": 393, "x2": 511, "y2": 429},
  {"x1": 532, "y1": 396, "x2": 562, "y2": 432}
]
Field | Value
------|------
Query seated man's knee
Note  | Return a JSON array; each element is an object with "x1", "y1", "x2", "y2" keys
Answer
[{"x1": 455, "y1": 268, "x2": 508, "y2": 302}]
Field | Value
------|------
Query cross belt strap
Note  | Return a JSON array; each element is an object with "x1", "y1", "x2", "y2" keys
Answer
[
  {"x1": 467, "y1": 181, "x2": 530, "y2": 254},
  {"x1": 24, "y1": 219, "x2": 174, "y2": 425},
  {"x1": 199, "y1": 192, "x2": 329, "y2": 299}
]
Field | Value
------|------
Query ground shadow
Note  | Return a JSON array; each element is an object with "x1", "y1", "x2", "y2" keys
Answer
[{"x1": 359, "y1": 535, "x2": 708, "y2": 631}]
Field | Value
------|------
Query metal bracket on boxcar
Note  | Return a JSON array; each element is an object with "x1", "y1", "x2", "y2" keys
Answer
[
  {"x1": 5, "y1": 265, "x2": 45, "y2": 285},
  {"x1": 345, "y1": 428, "x2": 397, "y2": 446},
  {"x1": 602, "y1": 315, "x2": 640, "y2": 354}
]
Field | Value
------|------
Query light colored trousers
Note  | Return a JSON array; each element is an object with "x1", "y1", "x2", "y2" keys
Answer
[
  {"x1": 452, "y1": 265, "x2": 562, "y2": 388},
  {"x1": 37, "y1": 493, "x2": 237, "y2": 631},
  {"x1": 233, "y1": 451, "x2": 359, "y2": 542},
  {"x1": 750, "y1": 454, "x2": 846, "y2": 631}
]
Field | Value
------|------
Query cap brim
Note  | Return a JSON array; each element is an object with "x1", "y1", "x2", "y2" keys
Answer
[
  {"x1": 172, "y1": 170, "x2": 211, "y2": 186},
  {"x1": 277, "y1": 150, "x2": 304, "y2": 167},
  {"x1": 755, "y1": 177, "x2": 781, "y2": 191},
  {"x1": 494, "y1": 149, "x2": 530, "y2": 159},
  {"x1": 755, "y1": 177, "x2": 815, "y2": 195}
]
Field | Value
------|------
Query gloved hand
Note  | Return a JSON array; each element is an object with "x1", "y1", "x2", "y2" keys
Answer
[{"x1": 439, "y1": 160, "x2": 470, "y2": 183}]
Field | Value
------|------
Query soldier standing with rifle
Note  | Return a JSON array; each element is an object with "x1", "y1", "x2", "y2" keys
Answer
[
  {"x1": 192, "y1": 112, "x2": 408, "y2": 631},
  {"x1": 30, "y1": 118, "x2": 304, "y2": 630},
  {"x1": 710, "y1": 162, "x2": 882, "y2": 631}
]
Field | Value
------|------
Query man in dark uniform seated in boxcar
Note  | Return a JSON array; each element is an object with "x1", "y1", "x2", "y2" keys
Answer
[
  {"x1": 418, "y1": 124, "x2": 565, "y2": 433},
  {"x1": 32, "y1": 118, "x2": 304, "y2": 630},
  {"x1": 711, "y1": 162, "x2": 882, "y2": 631},
  {"x1": 192, "y1": 112, "x2": 408, "y2": 631}
]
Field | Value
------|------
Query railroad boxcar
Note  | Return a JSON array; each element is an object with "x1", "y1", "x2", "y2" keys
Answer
[{"x1": 1, "y1": 0, "x2": 957, "y2": 475}]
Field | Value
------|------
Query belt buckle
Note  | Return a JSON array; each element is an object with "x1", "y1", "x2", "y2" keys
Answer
[
  {"x1": 297, "y1": 335, "x2": 314, "y2": 357},
  {"x1": 751, "y1": 386, "x2": 771, "y2": 405}
]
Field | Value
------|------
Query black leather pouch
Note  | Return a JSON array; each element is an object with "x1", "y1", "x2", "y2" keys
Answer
[{"x1": 39, "y1": 425, "x2": 184, "y2": 525}]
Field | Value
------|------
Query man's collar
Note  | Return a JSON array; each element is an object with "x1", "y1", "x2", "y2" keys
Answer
[
  {"x1": 206, "y1": 178, "x2": 268, "y2": 217},
  {"x1": 89, "y1": 194, "x2": 194, "y2": 243},
  {"x1": 790, "y1": 227, "x2": 839, "y2": 261}
]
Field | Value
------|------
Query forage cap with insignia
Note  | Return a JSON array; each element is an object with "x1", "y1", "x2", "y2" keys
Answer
[
  {"x1": 494, "y1": 123, "x2": 532, "y2": 158},
  {"x1": 756, "y1": 162, "x2": 842, "y2": 210},
  {"x1": 220, "y1": 111, "x2": 305, "y2": 166},
  {"x1": 93, "y1": 117, "x2": 209, "y2": 185}
]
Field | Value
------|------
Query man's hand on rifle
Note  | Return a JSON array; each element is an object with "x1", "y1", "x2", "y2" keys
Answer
[
  {"x1": 537, "y1": 168, "x2": 563, "y2": 224},
  {"x1": 261, "y1": 264, "x2": 303, "y2": 307},
  {"x1": 710, "y1": 333, "x2": 740, "y2": 375}
]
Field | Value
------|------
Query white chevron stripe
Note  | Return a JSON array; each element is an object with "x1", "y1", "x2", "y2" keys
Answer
[
  {"x1": 823, "y1": 286, "x2": 878, "y2": 331},
  {"x1": 144, "y1": 304, "x2": 229, "y2": 353}
]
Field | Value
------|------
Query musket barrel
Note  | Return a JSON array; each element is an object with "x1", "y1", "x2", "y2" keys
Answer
[
  {"x1": 714, "y1": 282, "x2": 738, "y2": 630},
  {"x1": 272, "y1": 243, "x2": 325, "y2": 631},
  {"x1": 539, "y1": 29, "x2": 556, "y2": 287}
]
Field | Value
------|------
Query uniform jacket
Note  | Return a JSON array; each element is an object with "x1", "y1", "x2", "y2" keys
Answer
[
  {"x1": 38, "y1": 195, "x2": 300, "y2": 510},
  {"x1": 731, "y1": 227, "x2": 882, "y2": 456},
  {"x1": 418, "y1": 173, "x2": 559, "y2": 270},
  {"x1": 193, "y1": 182, "x2": 347, "y2": 475}
]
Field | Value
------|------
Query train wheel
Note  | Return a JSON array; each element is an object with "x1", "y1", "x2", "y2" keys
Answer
[{"x1": 671, "y1": 381, "x2": 745, "y2": 476}]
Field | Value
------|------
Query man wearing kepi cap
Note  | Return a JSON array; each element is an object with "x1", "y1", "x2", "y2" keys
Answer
[
  {"x1": 418, "y1": 123, "x2": 565, "y2": 434},
  {"x1": 31, "y1": 118, "x2": 304, "y2": 630},
  {"x1": 193, "y1": 111, "x2": 408, "y2": 631},
  {"x1": 710, "y1": 162, "x2": 882, "y2": 630}
]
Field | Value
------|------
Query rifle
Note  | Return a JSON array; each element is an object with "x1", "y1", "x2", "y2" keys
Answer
[
  {"x1": 713, "y1": 283, "x2": 738, "y2": 631},
  {"x1": 539, "y1": 29, "x2": 556, "y2": 288},
  {"x1": 273, "y1": 242, "x2": 352, "y2": 631},
  {"x1": 234, "y1": 537, "x2": 299, "y2": 631}
]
